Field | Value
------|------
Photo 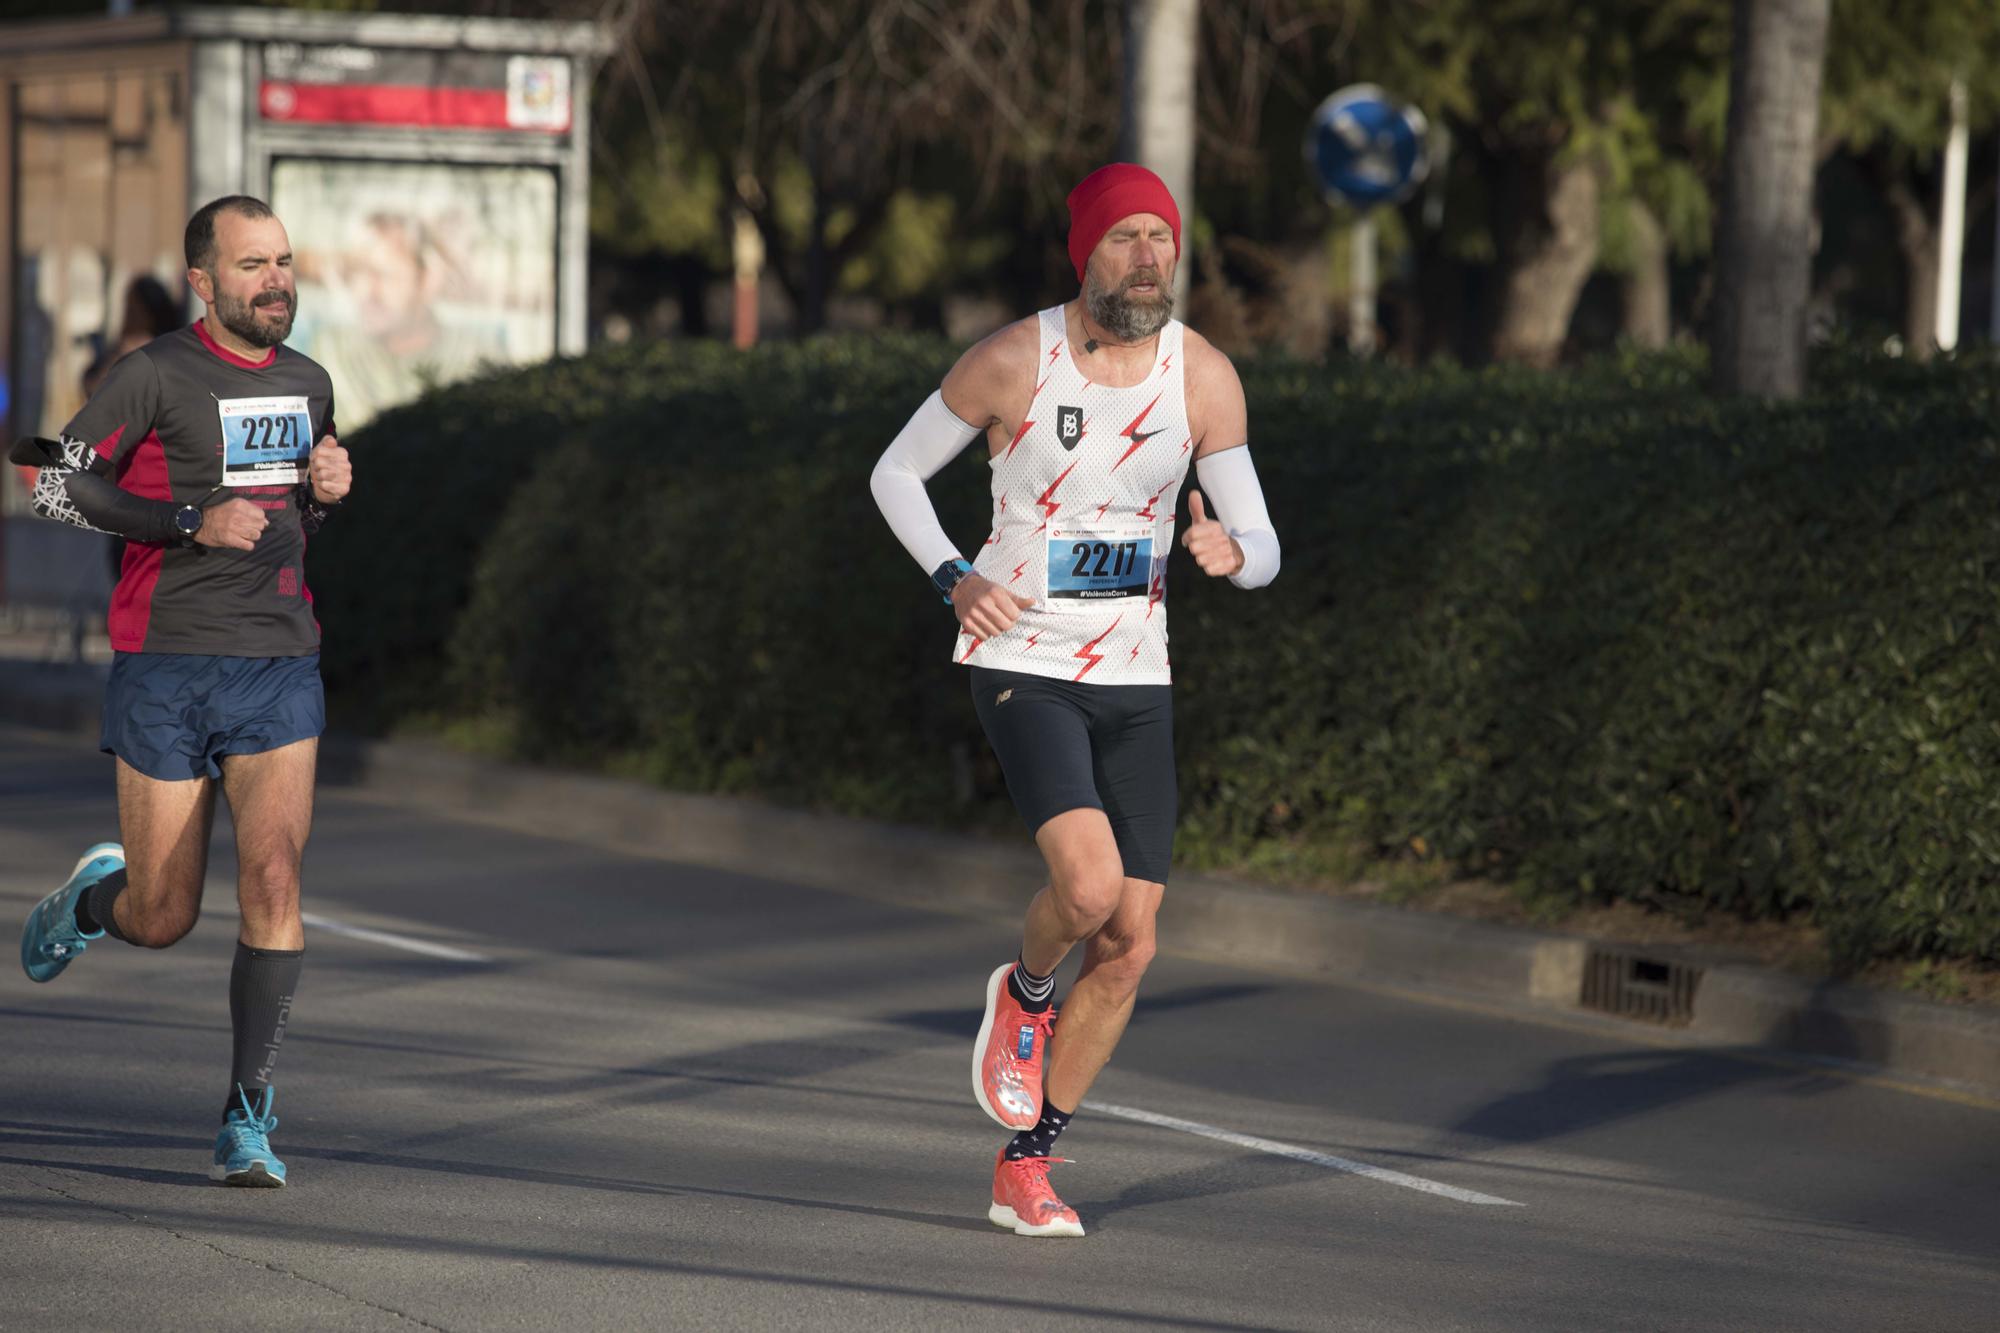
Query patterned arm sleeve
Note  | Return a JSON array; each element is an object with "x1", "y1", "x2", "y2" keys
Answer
[
  {"x1": 297, "y1": 488, "x2": 334, "y2": 536},
  {"x1": 298, "y1": 393, "x2": 338, "y2": 535},
  {"x1": 13, "y1": 435, "x2": 181, "y2": 542},
  {"x1": 16, "y1": 349, "x2": 177, "y2": 541}
]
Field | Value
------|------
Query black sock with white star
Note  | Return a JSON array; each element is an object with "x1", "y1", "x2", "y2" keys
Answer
[
  {"x1": 1006, "y1": 958, "x2": 1056, "y2": 1014},
  {"x1": 1005, "y1": 1101, "x2": 1073, "y2": 1161}
]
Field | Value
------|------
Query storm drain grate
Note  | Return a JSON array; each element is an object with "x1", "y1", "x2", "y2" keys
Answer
[{"x1": 1579, "y1": 949, "x2": 1702, "y2": 1026}]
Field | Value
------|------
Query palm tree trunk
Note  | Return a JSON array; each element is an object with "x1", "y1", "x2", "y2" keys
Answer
[
  {"x1": 1120, "y1": 0, "x2": 1199, "y2": 308},
  {"x1": 1711, "y1": 0, "x2": 1832, "y2": 397}
]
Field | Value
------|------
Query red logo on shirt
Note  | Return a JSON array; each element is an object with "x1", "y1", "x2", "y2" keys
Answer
[{"x1": 277, "y1": 568, "x2": 299, "y2": 597}]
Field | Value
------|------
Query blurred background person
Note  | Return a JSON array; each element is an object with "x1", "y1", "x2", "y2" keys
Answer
[
  {"x1": 308, "y1": 211, "x2": 507, "y2": 427},
  {"x1": 84, "y1": 274, "x2": 185, "y2": 584},
  {"x1": 84, "y1": 274, "x2": 184, "y2": 395}
]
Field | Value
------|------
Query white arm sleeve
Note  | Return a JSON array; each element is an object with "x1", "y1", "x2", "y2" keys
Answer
[
  {"x1": 1194, "y1": 446, "x2": 1280, "y2": 589},
  {"x1": 870, "y1": 389, "x2": 984, "y2": 574}
]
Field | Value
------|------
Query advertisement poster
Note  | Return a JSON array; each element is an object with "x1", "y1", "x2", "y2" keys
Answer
[{"x1": 270, "y1": 158, "x2": 558, "y2": 429}]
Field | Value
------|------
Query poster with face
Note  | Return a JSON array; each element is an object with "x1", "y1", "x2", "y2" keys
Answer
[{"x1": 270, "y1": 158, "x2": 558, "y2": 429}]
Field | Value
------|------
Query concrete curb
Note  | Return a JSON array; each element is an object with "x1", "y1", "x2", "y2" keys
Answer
[
  {"x1": 316, "y1": 733, "x2": 2000, "y2": 1101},
  {"x1": 3, "y1": 671, "x2": 1995, "y2": 1101}
]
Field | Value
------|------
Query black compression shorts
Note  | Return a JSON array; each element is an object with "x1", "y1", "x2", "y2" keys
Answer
[{"x1": 970, "y1": 666, "x2": 1176, "y2": 885}]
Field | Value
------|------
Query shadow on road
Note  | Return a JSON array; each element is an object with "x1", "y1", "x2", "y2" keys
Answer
[
  {"x1": 881, "y1": 981, "x2": 1275, "y2": 1041},
  {"x1": 1448, "y1": 1042, "x2": 1850, "y2": 1147},
  {"x1": 1077, "y1": 1150, "x2": 1328, "y2": 1231}
]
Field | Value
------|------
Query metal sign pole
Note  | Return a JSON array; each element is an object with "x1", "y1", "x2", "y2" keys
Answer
[
  {"x1": 1351, "y1": 213, "x2": 1378, "y2": 357},
  {"x1": 1937, "y1": 77, "x2": 1968, "y2": 352},
  {"x1": 1306, "y1": 84, "x2": 1427, "y2": 359}
]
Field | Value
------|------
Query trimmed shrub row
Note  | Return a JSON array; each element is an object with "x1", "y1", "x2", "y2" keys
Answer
[{"x1": 314, "y1": 337, "x2": 2000, "y2": 965}]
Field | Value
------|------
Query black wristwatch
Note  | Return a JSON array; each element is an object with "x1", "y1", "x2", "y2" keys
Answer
[
  {"x1": 172, "y1": 503, "x2": 204, "y2": 543},
  {"x1": 931, "y1": 557, "x2": 975, "y2": 604}
]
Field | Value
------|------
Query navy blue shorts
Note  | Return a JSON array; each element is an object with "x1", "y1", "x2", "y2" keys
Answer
[
  {"x1": 101, "y1": 652, "x2": 324, "y2": 781},
  {"x1": 970, "y1": 666, "x2": 1176, "y2": 885}
]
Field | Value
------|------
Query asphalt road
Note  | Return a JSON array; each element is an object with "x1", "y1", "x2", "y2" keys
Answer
[{"x1": 2, "y1": 726, "x2": 1996, "y2": 1331}]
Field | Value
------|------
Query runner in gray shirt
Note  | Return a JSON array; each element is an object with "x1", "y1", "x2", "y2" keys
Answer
[{"x1": 14, "y1": 195, "x2": 352, "y2": 1188}]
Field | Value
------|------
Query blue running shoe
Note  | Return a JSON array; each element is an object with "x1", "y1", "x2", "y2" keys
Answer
[
  {"x1": 20, "y1": 842, "x2": 123, "y2": 983},
  {"x1": 212, "y1": 1086, "x2": 286, "y2": 1187}
]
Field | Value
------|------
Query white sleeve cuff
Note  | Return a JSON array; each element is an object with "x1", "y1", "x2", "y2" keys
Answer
[
  {"x1": 870, "y1": 390, "x2": 983, "y2": 574},
  {"x1": 1194, "y1": 446, "x2": 1280, "y2": 590}
]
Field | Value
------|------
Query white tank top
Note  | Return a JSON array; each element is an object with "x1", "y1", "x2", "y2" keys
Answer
[{"x1": 953, "y1": 306, "x2": 1190, "y2": 685}]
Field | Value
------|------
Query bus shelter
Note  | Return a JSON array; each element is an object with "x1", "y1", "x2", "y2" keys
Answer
[{"x1": 0, "y1": 4, "x2": 609, "y2": 609}]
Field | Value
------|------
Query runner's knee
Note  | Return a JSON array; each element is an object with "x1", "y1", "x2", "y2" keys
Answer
[
  {"x1": 1049, "y1": 864, "x2": 1126, "y2": 937},
  {"x1": 236, "y1": 852, "x2": 301, "y2": 910},
  {"x1": 120, "y1": 895, "x2": 200, "y2": 948},
  {"x1": 1091, "y1": 920, "x2": 1157, "y2": 991}
]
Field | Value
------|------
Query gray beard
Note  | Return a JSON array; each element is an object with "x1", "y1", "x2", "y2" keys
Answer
[
  {"x1": 216, "y1": 290, "x2": 295, "y2": 349},
  {"x1": 1084, "y1": 268, "x2": 1174, "y2": 342}
]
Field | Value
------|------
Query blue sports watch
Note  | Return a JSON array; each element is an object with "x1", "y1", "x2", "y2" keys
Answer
[
  {"x1": 172, "y1": 504, "x2": 204, "y2": 543},
  {"x1": 932, "y1": 557, "x2": 975, "y2": 604}
]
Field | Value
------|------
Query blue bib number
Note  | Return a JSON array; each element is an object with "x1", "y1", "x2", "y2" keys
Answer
[{"x1": 1047, "y1": 527, "x2": 1152, "y2": 603}]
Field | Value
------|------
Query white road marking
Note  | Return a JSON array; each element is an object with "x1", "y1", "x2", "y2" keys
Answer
[
  {"x1": 300, "y1": 911, "x2": 489, "y2": 963},
  {"x1": 1082, "y1": 1100, "x2": 1524, "y2": 1207}
]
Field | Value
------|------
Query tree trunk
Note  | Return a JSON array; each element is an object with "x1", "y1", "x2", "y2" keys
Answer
[
  {"x1": 1120, "y1": 0, "x2": 1199, "y2": 308},
  {"x1": 1711, "y1": 0, "x2": 1832, "y2": 398},
  {"x1": 1488, "y1": 148, "x2": 1601, "y2": 368},
  {"x1": 1622, "y1": 199, "x2": 1672, "y2": 347},
  {"x1": 1872, "y1": 156, "x2": 1941, "y2": 360}
]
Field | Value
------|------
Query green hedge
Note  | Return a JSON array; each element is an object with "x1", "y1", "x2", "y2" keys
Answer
[{"x1": 314, "y1": 337, "x2": 2000, "y2": 965}]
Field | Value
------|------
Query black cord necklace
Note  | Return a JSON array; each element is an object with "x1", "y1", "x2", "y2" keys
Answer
[{"x1": 1080, "y1": 315, "x2": 1145, "y2": 356}]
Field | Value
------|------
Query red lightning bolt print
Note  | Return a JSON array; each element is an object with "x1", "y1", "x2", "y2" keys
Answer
[
  {"x1": 957, "y1": 636, "x2": 984, "y2": 664},
  {"x1": 1004, "y1": 417, "x2": 1034, "y2": 460},
  {"x1": 1024, "y1": 632, "x2": 1042, "y2": 650},
  {"x1": 1094, "y1": 499, "x2": 1113, "y2": 522},
  {"x1": 1159, "y1": 352, "x2": 1173, "y2": 376},
  {"x1": 1006, "y1": 376, "x2": 1056, "y2": 461},
  {"x1": 1178, "y1": 436, "x2": 1192, "y2": 457},
  {"x1": 1033, "y1": 460, "x2": 1078, "y2": 532},
  {"x1": 1134, "y1": 484, "x2": 1170, "y2": 523},
  {"x1": 1146, "y1": 572, "x2": 1165, "y2": 620},
  {"x1": 1047, "y1": 344, "x2": 1063, "y2": 368},
  {"x1": 1072, "y1": 616, "x2": 1123, "y2": 681},
  {"x1": 1128, "y1": 643, "x2": 1141, "y2": 664},
  {"x1": 1009, "y1": 560, "x2": 1028, "y2": 584},
  {"x1": 1110, "y1": 393, "x2": 1167, "y2": 473}
]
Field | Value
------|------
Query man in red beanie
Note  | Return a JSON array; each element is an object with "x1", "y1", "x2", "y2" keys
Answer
[{"x1": 871, "y1": 163, "x2": 1281, "y2": 1237}]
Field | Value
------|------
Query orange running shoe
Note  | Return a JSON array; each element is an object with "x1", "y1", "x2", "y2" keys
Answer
[
  {"x1": 989, "y1": 1147, "x2": 1085, "y2": 1237},
  {"x1": 973, "y1": 962, "x2": 1052, "y2": 1130}
]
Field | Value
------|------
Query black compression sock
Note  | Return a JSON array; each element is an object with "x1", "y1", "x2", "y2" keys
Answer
[
  {"x1": 1007, "y1": 957, "x2": 1056, "y2": 1013},
  {"x1": 78, "y1": 869, "x2": 130, "y2": 941},
  {"x1": 1005, "y1": 1102, "x2": 1074, "y2": 1160},
  {"x1": 225, "y1": 943, "x2": 302, "y2": 1123}
]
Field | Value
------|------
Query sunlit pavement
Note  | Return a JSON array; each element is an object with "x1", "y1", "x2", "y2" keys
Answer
[{"x1": 3, "y1": 727, "x2": 1995, "y2": 1332}]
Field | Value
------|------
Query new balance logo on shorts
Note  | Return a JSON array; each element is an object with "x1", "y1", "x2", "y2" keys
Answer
[
  {"x1": 1016, "y1": 1024, "x2": 1036, "y2": 1060},
  {"x1": 996, "y1": 689, "x2": 1014, "y2": 705}
]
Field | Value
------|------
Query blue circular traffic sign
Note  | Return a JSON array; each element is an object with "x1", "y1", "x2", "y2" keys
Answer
[{"x1": 1307, "y1": 85, "x2": 1429, "y2": 209}]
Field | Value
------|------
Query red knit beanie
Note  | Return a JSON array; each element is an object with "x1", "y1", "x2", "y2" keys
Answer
[{"x1": 1066, "y1": 163, "x2": 1182, "y2": 283}]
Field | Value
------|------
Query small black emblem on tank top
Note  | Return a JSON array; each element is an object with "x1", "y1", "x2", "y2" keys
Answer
[{"x1": 1057, "y1": 406, "x2": 1084, "y2": 450}]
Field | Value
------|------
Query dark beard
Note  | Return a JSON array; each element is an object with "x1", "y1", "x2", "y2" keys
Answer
[
  {"x1": 1084, "y1": 267, "x2": 1174, "y2": 342},
  {"x1": 216, "y1": 289, "x2": 295, "y2": 349}
]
